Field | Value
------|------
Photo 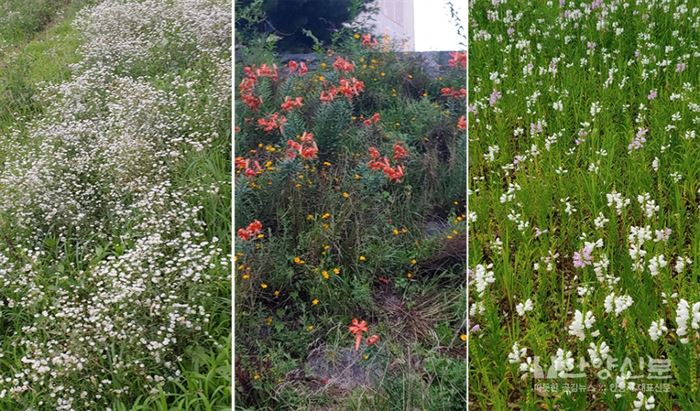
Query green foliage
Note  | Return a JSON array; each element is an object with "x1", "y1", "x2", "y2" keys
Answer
[
  {"x1": 235, "y1": 19, "x2": 466, "y2": 409},
  {"x1": 235, "y1": 0, "x2": 374, "y2": 52}
]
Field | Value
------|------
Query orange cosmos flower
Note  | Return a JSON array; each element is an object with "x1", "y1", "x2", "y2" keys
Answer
[{"x1": 366, "y1": 335, "x2": 380, "y2": 346}]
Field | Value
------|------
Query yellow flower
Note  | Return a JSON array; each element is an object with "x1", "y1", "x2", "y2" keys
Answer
[
  {"x1": 260, "y1": 282, "x2": 268, "y2": 289},
  {"x1": 342, "y1": 192, "x2": 350, "y2": 198},
  {"x1": 293, "y1": 256, "x2": 305, "y2": 265},
  {"x1": 380, "y1": 72, "x2": 385, "y2": 77},
  {"x1": 406, "y1": 272, "x2": 413, "y2": 279},
  {"x1": 359, "y1": 255, "x2": 366, "y2": 262},
  {"x1": 410, "y1": 259, "x2": 417, "y2": 265},
  {"x1": 393, "y1": 229, "x2": 400, "y2": 236},
  {"x1": 460, "y1": 334, "x2": 467, "y2": 342},
  {"x1": 312, "y1": 298, "x2": 319, "y2": 305},
  {"x1": 321, "y1": 213, "x2": 331, "y2": 219},
  {"x1": 323, "y1": 161, "x2": 332, "y2": 166},
  {"x1": 363, "y1": 354, "x2": 369, "y2": 360},
  {"x1": 322, "y1": 270, "x2": 330, "y2": 280},
  {"x1": 320, "y1": 62, "x2": 327, "y2": 69},
  {"x1": 354, "y1": 174, "x2": 361, "y2": 180},
  {"x1": 242, "y1": 274, "x2": 250, "y2": 280},
  {"x1": 318, "y1": 75, "x2": 325, "y2": 81},
  {"x1": 307, "y1": 214, "x2": 314, "y2": 220},
  {"x1": 274, "y1": 290, "x2": 280, "y2": 297},
  {"x1": 307, "y1": 325, "x2": 314, "y2": 332},
  {"x1": 266, "y1": 317, "x2": 273, "y2": 325},
  {"x1": 253, "y1": 373, "x2": 261, "y2": 380},
  {"x1": 333, "y1": 267, "x2": 341, "y2": 275},
  {"x1": 353, "y1": 33, "x2": 360, "y2": 39}
]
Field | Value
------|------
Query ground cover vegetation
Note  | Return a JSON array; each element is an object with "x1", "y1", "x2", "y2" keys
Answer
[
  {"x1": 0, "y1": 1, "x2": 232, "y2": 409},
  {"x1": 234, "y1": 1, "x2": 467, "y2": 409},
  {"x1": 469, "y1": 0, "x2": 700, "y2": 409}
]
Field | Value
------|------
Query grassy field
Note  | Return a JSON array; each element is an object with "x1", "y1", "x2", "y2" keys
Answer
[
  {"x1": 469, "y1": 0, "x2": 700, "y2": 409},
  {"x1": 234, "y1": 3, "x2": 467, "y2": 408},
  {"x1": 0, "y1": 1, "x2": 231, "y2": 409}
]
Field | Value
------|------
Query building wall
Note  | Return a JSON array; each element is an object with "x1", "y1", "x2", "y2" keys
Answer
[{"x1": 366, "y1": 0, "x2": 415, "y2": 51}]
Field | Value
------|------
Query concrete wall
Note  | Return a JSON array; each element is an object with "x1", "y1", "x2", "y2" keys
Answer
[{"x1": 358, "y1": 0, "x2": 415, "y2": 51}]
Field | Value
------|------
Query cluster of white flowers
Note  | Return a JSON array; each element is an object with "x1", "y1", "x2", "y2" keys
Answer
[
  {"x1": 647, "y1": 254, "x2": 667, "y2": 277},
  {"x1": 675, "y1": 299, "x2": 700, "y2": 344},
  {"x1": 628, "y1": 225, "x2": 652, "y2": 272},
  {"x1": 568, "y1": 310, "x2": 598, "y2": 341},
  {"x1": 515, "y1": 298, "x2": 533, "y2": 317},
  {"x1": 0, "y1": 0, "x2": 231, "y2": 409},
  {"x1": 551, "y1": 348, "x2": 574, "y2": 378},
  {"x1": 469, "y1": 263, "x2": 496, "y2": 318},
  {"x1": 603, "y1": 292, "x2": 634, "y2": 317},
  {"x1": 606, "y1": 191, "x2": 630, "y2": 215},
  {"x1": 647, "y1": 319, "x2": 668, "y2": 342},
  {"x1": 633, "y1": 391, "x2": 656, "y2": 410},
  {"x1": 587, "y1": 341, "x2": 610, "y2": 368}
]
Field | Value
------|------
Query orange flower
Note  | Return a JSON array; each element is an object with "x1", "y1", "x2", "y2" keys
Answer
[
  {"x1": 383, "y1": 165, "x2": 404, "y2": 182},
  {"x1": 235, "y1": 157, "x2": 261, "y2": 178},
  {"x1": 393, "y1": 142, "x2": 409, "y2": 160},
  {"x1": 457, "y1": 115, "x2": 466, "y2": 130},
  {"x1": 287, "y1": 60, "x2": 298, "y2": 73},
  {"x1": 333, "y1": 56, "x2": 355, "y2": 73},
  {"x1": 280, "y1": 96, "x2": 304, "y2": 112},
  {"x1": 366, "y1": 335, "x2": 380, "y2": 346},
  {"x1": 348, "y1": 318, "x2": 368, "y2": 351},
  {"x1": 257, "y1": 113, "x2": 287, "y2": 133},
  {"x1": 368, "y1": 146, "x2": 381, "y2": 159},
  {"x1": 319, "y1": 89, "x2": 336, "y2": 103},
  {"x1": 299, "y1": 62, "x2": 308, "y2": 76},
  {"x1": 255, "y1": 63, "x2": 278, "y2": 80},
  {"x1": 237, "y1": 220, "x2": 263, "y2": 241},
  {"x1": 440, "y1": 87, "x2": 467, "y2": 99},
  {"x1": 300, "y1": 142, "x2": 318, "y2": 160},
  {"x1": 286, "y1": 132, "x2": 318, "y2": 160},
  {"x1": 448, "y1": 51, "x2": 467, "y2": 69},
  {"x1": 363, "y1": 112, "x2": 380, "y2": 126},
  {"x1": 361, "y1": 33, "x2": 378, "y2": 47}
]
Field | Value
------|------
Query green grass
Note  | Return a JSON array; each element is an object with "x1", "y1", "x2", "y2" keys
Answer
[{"x1": 469, "y1": 1, "x2": 700, "y2": 410}]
